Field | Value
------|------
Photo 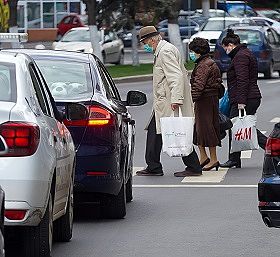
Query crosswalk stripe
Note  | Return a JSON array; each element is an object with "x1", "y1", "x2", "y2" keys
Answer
[
  {"x1": 133, "y1": 184, "x2": 257, "y2": 188},
  {"x1": 181, "y1": 168, "x2": 229, "y2": 183},
  {"x1": 133, "y1": 167, "x2": 144, "y2": 176},
  {"x1": 266, "y1": 79, "x2": 280, "y2": 84},
  {"x1": 270, "y1": 117, "x2": 280, "y2": 123},
  {"x1": 260, "y1": 131, "x2": 267, "y2": 135},
  {"x1": 241, "y1": 150, "x2": 252, "y2": 159}
]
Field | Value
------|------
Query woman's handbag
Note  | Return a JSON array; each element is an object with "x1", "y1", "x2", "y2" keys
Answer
[
  {"x1": 219, "y1": 90, "x2": 230, "y2": 117},
  {"x1": 219, "y1": 111, "x2": 233, "y2": 140},
  {"x1": 230, "y1": 110, "x2": 259, "y2": 153},
  {"x1": 160, "y1": 108, "x2": 194, "y2": 157}
]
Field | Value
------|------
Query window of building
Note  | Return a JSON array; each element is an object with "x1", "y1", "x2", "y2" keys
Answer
[
  {"x1": 43, "y1": 2, "x2": 54, "y2": 28},
  {"x1": 27, "y1": 2, "x2": 41, "y2": 28}
]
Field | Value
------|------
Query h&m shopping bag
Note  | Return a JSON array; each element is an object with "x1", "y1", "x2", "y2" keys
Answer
[
  {"x1": 230, "y1": 110, "x2": 259, "y2": 153},
  {"x1": 160, "y1": 109, "x2": 194, "y2": 157}
]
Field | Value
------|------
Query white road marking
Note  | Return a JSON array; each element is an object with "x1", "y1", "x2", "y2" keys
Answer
[
  {"x1": 260, "y1": 131, "x2": 267, "y2": 135},
  {"x1": 266, "y1": 79, "x2": 280, "y2": 84},
  {"x1": 241, "y1": 150, "x2": 252, "y2": 159},
  {"x1": 181, "y1": 168, "x2": 228, "y2": 183},
  {"x1": 133, "y1": 185, "x2": 257, "y2": 188},
  {"x1": 270, "y1": 117, "x2": 280, "y2": 123},
  {"x1": 133, "y1": 167, "x2": 144, "y2": 176}
]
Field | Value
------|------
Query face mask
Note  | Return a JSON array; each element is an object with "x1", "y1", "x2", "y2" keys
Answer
[
  {"x1": 144, "y1": 44, "x2": 153, "y2": 53},
  {"x1": 225, "y1": 46, "x2": 233, "y2": 55},
  {"x1": 189, "y1": 52, "x2": 197, "y2": 62}
]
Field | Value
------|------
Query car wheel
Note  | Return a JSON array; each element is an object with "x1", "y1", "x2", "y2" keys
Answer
[
  {"x1": 22, "y1": 193, "x2": 53, "y2": 257},
  {"x1": 101, "y1": 182, "x2": 126, "y2": 219},
  {"x1": 126, "y1": 174, "x2": 133, "y2": 203},
  {"x1": 53, "y1": 175, "x2": 74, "y2": 242},
  {"x1": 264, "y1": 62, "x2": 273, "y2": 79},
  {"x1": 116, "y1": 51, "x2": 124, "y2": 65}
]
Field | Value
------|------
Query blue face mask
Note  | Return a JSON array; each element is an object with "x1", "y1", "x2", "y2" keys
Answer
[
  {"x1": 144, "y1": 44, "x2": 153, "y2": 53},
  {"x1": 189, "y1": 52, "x2": 197, "y2": 62}
]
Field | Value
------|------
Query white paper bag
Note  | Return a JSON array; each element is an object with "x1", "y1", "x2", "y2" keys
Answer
[
  {"x1": 230, "y1": 110, "x2": 259, "y2": 153},
  {"x1": 160, "y1": 109, "x2": 194, "y2": 157}
]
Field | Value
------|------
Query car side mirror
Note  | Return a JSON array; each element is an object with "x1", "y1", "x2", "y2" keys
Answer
[
  {"x1": 126, "y1": 90, "x2": 147, "y2": 106},
  {"x1": 0, "y1": 135, "x2": 8, "y2": 156},
  {"x1": 65, "y1": 103, "x2": 89, "y2": 121},
  {"x1": 194, "y1": 27, "x2": 199, "y2": 32}
]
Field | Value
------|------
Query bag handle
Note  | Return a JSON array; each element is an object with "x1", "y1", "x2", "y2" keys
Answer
[
  {"x1": 239, "y1": 109, "x2": 247, "y2": 118},
  {"x1": 172, "y1": 106, "x2": 183, "y2": 117}
]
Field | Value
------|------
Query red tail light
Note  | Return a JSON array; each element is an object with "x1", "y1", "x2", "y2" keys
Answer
[
  {"x1": 86, "y1": 171, "x2": 108, "y2": 176},
  {"x1": 259, "y1": 201, "x2": 269, "y2": 207},
  {"x1": 265, "y1": 137, "x2": 280, "y2": 157},
  {"x1": 0, "y1": 122, "x2": 40, "y2": 157},
  {"x1": 5, "y1": 210, "x2": 27, "y2": 220},
  {"x1": 260, "y1": 50, "x2": 270, "y2": 59},
  {"x1": 64, "y1": 105, "x2": 114, "y2": 127}
]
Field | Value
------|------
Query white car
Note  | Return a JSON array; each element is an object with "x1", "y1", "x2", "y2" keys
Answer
[
  {"x1": 52, "y1": 27, "x2": 124, "y2": 64},
  {"x1": 186, "y1": 17, "x2": 252, "y2": 52},
  {"x1": 0, "y1": 51, "x2": 86, "y2": 257},
  {"x1": 250, "y1": 16, "x2": 280, "y2": 34}
]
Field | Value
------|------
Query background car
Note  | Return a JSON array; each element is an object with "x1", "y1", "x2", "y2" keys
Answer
[
  {"x1": 158, "y1": 16, "x2": 200, "y2": 41},
  {"x1": 255, "y1": 9, "x2": 280, "y2": 22},
  {"x1": 15, "y1": 49, "x2": 147, "y2": 219},
  {"x1": 258, "y1": 122, "x2": 280, "y2": 228},
  {"x1": 250, "y1": 16, "x2": 280, "y2": 34},
  {"x1": 213, "y1": 25, "x2": 280, "y2": 78},
  {"x1": 53, "y1": 27, "x2": 124, "y2": 64},
  {"x1": 57, "y1": 14, "x2": 88, "y2": 38},
  {"x1": 194, "y1": 9, "x2": 229, "y2": 18},
  {"x1": 217, "y1": 0, "x2": 257, "y2": 17},
  {"x1": 187, "y1": 17, "x2": 252, "y2": 52},
  {"x1": 0, "y1": 51, "x2": 80, "y2": 257},
  {"x1": 117, "y1": 21, "x2": 143, "y2": 47}
]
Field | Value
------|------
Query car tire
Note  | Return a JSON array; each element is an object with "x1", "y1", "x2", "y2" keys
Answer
[
  {"x1": 101, "y1": 182, "x2": 126, "y2": 219},
  {"x1": 264, "y1": 62, "x2": 273, "y2": 79},
  {"x1": 126, "y1": 174, "x2": 133, "y2": 203},
  {"x1": 53, "y1": 175, "x2": 74, "y2": 242},
  {"x1": 22, "y1": 193, "x2": 53, "y2": 257},
  {"x1": 116, "y1": 51, "x2": 124, "y2": 65}
]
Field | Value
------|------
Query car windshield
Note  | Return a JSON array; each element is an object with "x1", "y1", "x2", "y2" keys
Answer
[
  {"x1": 235, "y1": 30, "x2": 262, "y2": 45},
  {"x1": 0, "y1": 62, "x2": 16, "y2": 102},
  {"x1": 36, "y1": 60, "x2": 93, "y2": 101},
  {"x1": 227, "y1": 5, "x2": 256, "y2": 17},
  {"x1": 61, "y1": 29, "x2": 100, "y2": 42},
  {"x1": 202, "y1": 20, "x2": 241, "y2": 31}
]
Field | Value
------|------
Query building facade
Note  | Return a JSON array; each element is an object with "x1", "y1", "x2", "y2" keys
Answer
[{"x1": 17, "y1": 0, "x2": 85, "y2": 32}]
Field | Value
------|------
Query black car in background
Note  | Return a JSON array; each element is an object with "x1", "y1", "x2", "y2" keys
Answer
[{"x1": 258, "y1": 123, "x2": 280, "y2": 228}]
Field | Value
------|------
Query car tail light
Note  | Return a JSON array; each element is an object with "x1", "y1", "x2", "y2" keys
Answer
[
  {"x1": 86, "y1": 171, "x2": 108, "y2": 176},
  {"x1": 265, "y1": 137, "x2": 280, "y2": 157},
  {"x1": 64, "y1": 105, "x2": 114, "y2": 127},
  {"x1": 259, "y1": 201, "x2": 269, "y2": 207},
  {"x1": 260, "y1": 50, "x2": 270, "y2": 59},
  {"x1": 0, "y1": 122, "x2": 40, "y2": 157},
  {"x1": 5, "y1": 210, "x2": 27, "y2": 220}
]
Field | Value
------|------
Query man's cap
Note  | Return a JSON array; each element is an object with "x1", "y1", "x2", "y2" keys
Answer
[{"x1": 139, "y1": 26, "x2": 160, "y2": 42}]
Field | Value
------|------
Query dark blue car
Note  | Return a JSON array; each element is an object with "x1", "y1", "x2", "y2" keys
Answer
[
  {"x1": 213, "y1": 25, "x2": 280, "y2": 78},
  {"x1": 258, "y1": 123, "x2": 280, "y2": 228},
  {"x1": 9, "y1": 49, "x2": 147, "y2": 219}
]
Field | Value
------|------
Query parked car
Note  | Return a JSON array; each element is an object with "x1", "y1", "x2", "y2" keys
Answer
[
  {"x1": 187, "y1": 17, "x2": 251, "y2": 52},
  {"x1": 10, "y1": 49, "x2": 147, "y2": 219},
  {"x1": 117, "y1": 22, "x2": 142, "y2": 47},
  {"x1": 213, "y1": 25, "x2": 280, "y2": 78},
  {"x1": 250, "y1": 17, "x2": 280, "y2": 34},
  {"x1": 194, "y1": 9, "x2": 229, "y2": 18},
  {"x1": 53, "y1": 27, "x2": 124, "y2": 64},
  {"x1": 158, "y1": 16, "x2": 200, "y2": 40},
  {"x1": 0, "y1": 136, "x2": 6, "y2": 257},
  {"x1": 57, "y1": 14, "x2": 88, "y2": 38},
  {"x1": 258, "y1": 122, "x2": 280, "y2": 228},
  {"x1": 0, "y1": 50, "x2": 84, "y2": 257},
  {"x1": 255, "y1": 9, "x2": 280, "y2": 22},
  {"x1": 217, "y1": 0, "x2": 257, "y2": 17}
]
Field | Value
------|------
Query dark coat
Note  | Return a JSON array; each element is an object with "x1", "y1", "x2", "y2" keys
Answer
[
  {"x1": 190, "y1": 55, "x2": 222, "y2": 102},
  {"x1": 227, "y1": 44, "x2": 262, "y2": 105}
]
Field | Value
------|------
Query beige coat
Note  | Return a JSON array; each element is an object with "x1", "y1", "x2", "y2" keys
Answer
[{"x1": 146, "y1": 40, "x2": 194, "y2": 134}]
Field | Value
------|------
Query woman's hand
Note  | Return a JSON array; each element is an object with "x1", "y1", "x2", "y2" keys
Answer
[
  {"x1": 238, "y1": 104, "x2": 246, "y2": 110},
  {"x1": 171, "y1": 103, "x2": 181, "y2": 111}
]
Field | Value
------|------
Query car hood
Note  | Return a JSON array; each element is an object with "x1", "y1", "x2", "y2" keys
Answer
[
  {"x1": 53, "y1": 41, "x2": 102, "y2": 52},
  {"x1": 190, "y1": 31, "x2": 222, "y2": 41}
]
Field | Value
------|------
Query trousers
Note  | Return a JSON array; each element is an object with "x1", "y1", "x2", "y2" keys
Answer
[{"x1": 145, "y1": 115, "x2": 202, "y2": 173}]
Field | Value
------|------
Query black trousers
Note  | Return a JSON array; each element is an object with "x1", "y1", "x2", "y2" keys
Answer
[
  {"x1": 228, "y1": 98, "x2": 267, "y2": 162},
  {"x1": 145, "y1": 115, "x2": 202, "y2": 173}
]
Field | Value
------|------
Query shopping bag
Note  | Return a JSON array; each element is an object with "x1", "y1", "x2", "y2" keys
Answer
[
  {"x1": 160, "y1": 109, "x2": 194, "y2": 157},
  {"x1": 219, "y1": 90, "x2": 230, "y2": 117},
  {"x1": 230, "y1": 110, "x2": 259, "y2": 153}
]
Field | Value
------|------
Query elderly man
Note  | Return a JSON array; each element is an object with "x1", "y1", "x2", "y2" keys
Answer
[{"x1": 136, "y1": 26, "x2": 202, "y2": 177}]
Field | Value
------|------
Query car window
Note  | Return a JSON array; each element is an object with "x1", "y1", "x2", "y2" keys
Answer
[
  {"x1": 202, "y1": 20, "x2": 240, "y2": 31},
  {"x1": 0, "y1": 62, "x2": 16, "y2": 102},
  {"x1": 61, "y1": 29, "x2": 101, "y2": 42},
  {"x1": 271, "y1": 29, "x2": 280, "y2": 44},
  {"x1": 235, "y1": 30, "x2": 262, "y2": 45},
  {"x1": 73, "y1": 17, "x2": 79, "y2": 25},
  {"x1": 29, "y1": 64, "x2": 49, "y2": 116},
  {"x1": 253, "y1": 19, "x2": 271, "y2": 26},
  {"x1": 35, "y1": 59, "x2": 94, "y2": 101},
  {"x1": 266, "y1": 29, "x2": 276, "y2": 44},
  {"x1": 62, "y1": 16, "x2": 71, "y2": 24}
]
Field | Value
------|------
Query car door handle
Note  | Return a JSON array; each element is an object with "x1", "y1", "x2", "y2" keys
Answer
[{"x1": 53, "y1": 135, "x2": 58, "y2": 143}]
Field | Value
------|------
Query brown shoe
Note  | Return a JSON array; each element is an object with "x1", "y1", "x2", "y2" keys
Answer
[
  {"x1": 174, "y1": 170, "x2": 202, "y2": 177},
  {"x1": 136, "y1": 169, "x2": 163, "y2": 176}
]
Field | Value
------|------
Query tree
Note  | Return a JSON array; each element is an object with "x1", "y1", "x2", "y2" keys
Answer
[
  {"x1": 8, "y1": 0, "x2": 19, "y2": 48},
  {"x1": 0, "y1": 0, "x2": 10, "y2": 32}
]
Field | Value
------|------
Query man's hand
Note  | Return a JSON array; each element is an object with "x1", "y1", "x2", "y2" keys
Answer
[
  {"x1": 171, "y1": 103, "x2": 181, "y2": 111},
  {"x1": 238, "y1": 104, "x2": 246, "y2": 110}
]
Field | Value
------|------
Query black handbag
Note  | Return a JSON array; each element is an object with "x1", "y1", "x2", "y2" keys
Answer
[{"x1": 219, "y1": 112, "x2": 233, "y2": 140}]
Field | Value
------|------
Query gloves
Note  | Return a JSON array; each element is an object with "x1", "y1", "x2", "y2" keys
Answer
[{"x1": 238, "y1": 104, "x2": 246, "y2": 110}]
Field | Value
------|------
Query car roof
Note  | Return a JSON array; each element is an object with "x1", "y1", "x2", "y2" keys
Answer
[
  {"x1": 2, "y1": 49, "x2": 92, "y2": 63},
  {"x1": 207, "y1": 17, "x2": 247, "y2": 21},
  {"x1": 69, "y1": 27, "x2": 89, "y2": 31},
  {"x1": 0, "y1": 51, "x2": 32, "y2": 63},
  {"x1": 223, "y1": 25, "x2": 268, "y2": 32}
]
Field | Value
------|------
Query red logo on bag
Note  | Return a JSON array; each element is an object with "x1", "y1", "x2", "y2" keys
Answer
[{"x1": 234, "y1": 128, "x2": 252, "y2": 141}]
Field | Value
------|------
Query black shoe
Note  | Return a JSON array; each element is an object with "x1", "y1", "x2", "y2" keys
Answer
[
  {"x1": 136, "y1": 169, "x2": 163, "y2": 176},
  {"x1": 174, "y1": 169, "x2": 202, "y2": 177},
  {"x1": 220, "y1": 160, "x2": 241, "y2": 168}
]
